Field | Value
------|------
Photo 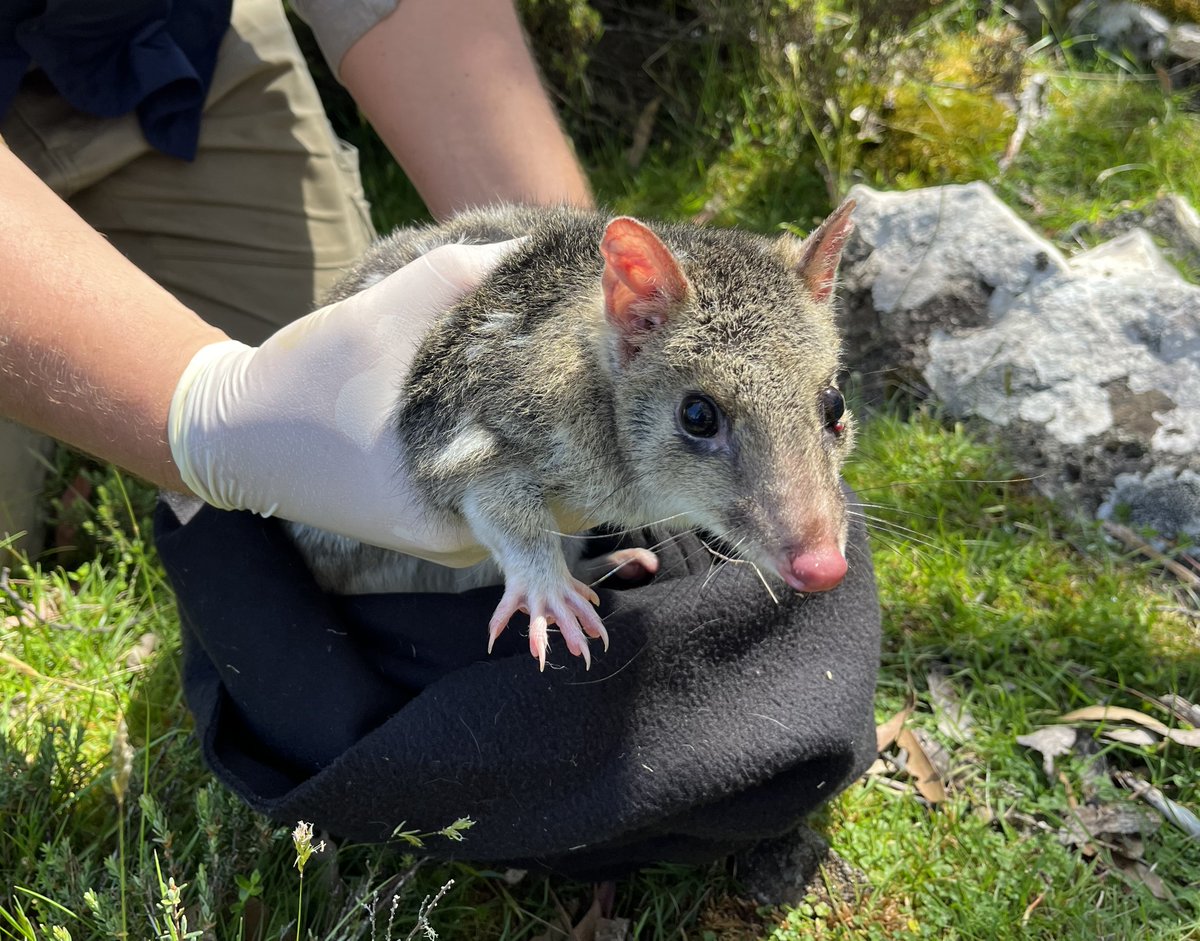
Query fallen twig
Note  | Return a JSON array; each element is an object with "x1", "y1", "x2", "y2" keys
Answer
[
  {"x1": 1115, "y1": 771, "x2": 1200, "y2": 842},
  {"x1": 999, "y1": 72, "x2": 1047, "y2": 172},
  {"x1": 1102, "y1": 522, "x2": 1200, "y2": 588}
]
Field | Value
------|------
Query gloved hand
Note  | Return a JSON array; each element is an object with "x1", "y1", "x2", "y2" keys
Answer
[{"x1": 167, "y1": 239, "x2": 524, "y2": 567}]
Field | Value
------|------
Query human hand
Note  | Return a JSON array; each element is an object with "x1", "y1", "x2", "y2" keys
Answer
[{"x1": 167, "y1": 239, "x2": 524, "y2": 566}]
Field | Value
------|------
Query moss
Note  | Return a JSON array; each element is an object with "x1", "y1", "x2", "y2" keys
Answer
[
  {"x1": 856, "y1": 28, "x2": 1022, "y2": 189},
  {"x1": 1143, "y1": 0, "x2": 1200, "y2": 23}
]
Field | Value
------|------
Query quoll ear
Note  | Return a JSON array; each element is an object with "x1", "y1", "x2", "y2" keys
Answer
[
  {"x1": 780, "y1": 198, "x2": 856, "y2": 303},
  {"x1": 600, "y1": 217, "x2": 689, "y2": 352}
]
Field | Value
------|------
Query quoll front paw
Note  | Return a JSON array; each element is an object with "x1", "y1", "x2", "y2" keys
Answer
[{"x1": 487, "y1": 575, "x2": 609, "y2": 671}]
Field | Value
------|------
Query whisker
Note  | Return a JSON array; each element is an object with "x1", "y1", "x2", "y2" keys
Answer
[
  {"x1": 849, "y1": 517, "x2": 943, "y2": 549},
  {"x1": 566, "y1": 641, "x2": 652, "y2": 684},
  {"x1": 701, "y1": 536, "x2": 743, "y2": 592},
  {"x1": 584, "y1": 528, "x2": 704, "y2": 619},
  {"x1": 700, "y1": 535, "x2": 779, "y2": 605},
  {"x1": 584, "y1": 526, "x2": 704, "y2": 590},
  {"x1": 851, "y1": 520, "x2": 943, "y2": 562},
  {"x1": 847, "y1": 511, "x2": 948, "y2": 552},
  {"x1": 850, "y1": 475, "x2": 1041, "y2": 495},
  {"x1": 845, "y1": 501, "x2": 943, "y2": 524},
  {"x1": 544, "y1": 511, "x2": 692, "y2": 540}
]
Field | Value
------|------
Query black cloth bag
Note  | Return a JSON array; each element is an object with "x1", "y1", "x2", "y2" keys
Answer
[{"x1": 154, "y1": 489, "x2": 881, "y2": 881}]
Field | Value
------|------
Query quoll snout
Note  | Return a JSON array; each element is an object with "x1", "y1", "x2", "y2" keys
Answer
[{"x1": 780, "y1": 542, "x2": 848, "y2": 593}]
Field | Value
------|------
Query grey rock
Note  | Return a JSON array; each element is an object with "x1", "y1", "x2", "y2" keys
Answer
[
  {"x1": 1089, "y1": 194, "x2": 1200, "y2": 276},
  {"x1": 926, "y1": 230, "x2": 1198, "y2": 446},
  {"x1": 1170, "y1": 22, "x2": 1200, "y2": 61},
  {"x1": 1098, "y1": 468, "x2": 1200, "y2": 545},
  {"x1": 840, "y1": 183, "x2": 1200, "y2": 523},
  {"x1": 1011, "y1": 1, "x2": 1200, "y2": 77},
  {"x1": 1067, "y1": 1, "x2": 1171, "y2": 63},
  {"x1": 839, "y1": 182, "x2": 1066, "y2": 397},
  {"x1": 1005, "y1": 0, "x2": 1076, "y2": 35}
]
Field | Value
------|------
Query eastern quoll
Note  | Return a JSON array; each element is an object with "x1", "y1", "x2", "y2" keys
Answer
[{"x1": 288, "y1": 200, "x2": 857, "y2": 669}]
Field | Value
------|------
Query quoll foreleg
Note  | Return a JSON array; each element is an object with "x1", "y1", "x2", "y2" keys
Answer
[{"x1": 461, "y1": 473, "x2": 610, "y2": 670}]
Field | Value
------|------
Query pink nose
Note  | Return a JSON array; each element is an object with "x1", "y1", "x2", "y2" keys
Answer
[{"x1": 781, "y1": 545, "x2": 848, "y2": 593}]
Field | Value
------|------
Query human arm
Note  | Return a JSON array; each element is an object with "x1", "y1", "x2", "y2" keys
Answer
[
  {"x1": 0, "y1": 144, "x2": 224, "y2": 491},
  {"x1": 1, "y1": 143, "x2": 513, "y2": 561},
  {"x1": 335, "y1": 0, "x2": 594, "y2": 218}
]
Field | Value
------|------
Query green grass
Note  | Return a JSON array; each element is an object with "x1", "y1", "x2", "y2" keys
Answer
[
  {"x1": 5, "y1": 2, "x2": 1200, "y2": 938},
  {"x1": 5, "y1": 415, "x2": 1198, "y2": 939}
]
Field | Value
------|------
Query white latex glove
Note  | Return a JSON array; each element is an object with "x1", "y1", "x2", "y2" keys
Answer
[{"x1": 167, "y1": 239, "x2": 525, "y2": 567}]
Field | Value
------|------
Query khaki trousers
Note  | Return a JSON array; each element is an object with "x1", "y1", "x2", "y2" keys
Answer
[{"x1": 0, "y1": 0, "x2": 376, "y2": 556}]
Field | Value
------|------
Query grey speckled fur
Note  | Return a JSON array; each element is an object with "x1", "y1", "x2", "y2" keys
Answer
[{"x1": 287, "y1": 204, "x2": 855, "y2": 596}]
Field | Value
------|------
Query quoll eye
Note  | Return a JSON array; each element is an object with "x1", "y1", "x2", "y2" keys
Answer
[
  {"x1": 678, "y1": 393, "x2": 721, "y2": 438},
  {"x1": 820, "y1": 386, "x2": 846, "y2": 434}
]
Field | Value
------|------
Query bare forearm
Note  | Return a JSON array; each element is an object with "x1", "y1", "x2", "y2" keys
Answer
[
  {"x1": 0, "y1": 147, "x2": 227, "y2": 490},
  {"x1": 339, "y1": 0, "x2": 593, "y2": 219}
]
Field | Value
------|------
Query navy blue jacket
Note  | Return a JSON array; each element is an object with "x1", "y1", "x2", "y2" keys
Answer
[{"x1": 1, "y1": 0, "x2": 233, "y2": 160}]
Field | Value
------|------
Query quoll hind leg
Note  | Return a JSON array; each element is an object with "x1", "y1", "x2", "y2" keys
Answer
[
  {"x1": 574, "y1": 547, "x2": 660, "y2": 586},
  {"x1": 460, "y1": 476, "x2": 610, "y2": 670}
]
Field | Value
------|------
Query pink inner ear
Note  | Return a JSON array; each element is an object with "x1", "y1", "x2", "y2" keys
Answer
[
  {"x1": 794, "y1": 198, "x2": 856, "y2": 303},
  {"x1": 600, "y1": 217, "x2": 688, "y2": 335}
]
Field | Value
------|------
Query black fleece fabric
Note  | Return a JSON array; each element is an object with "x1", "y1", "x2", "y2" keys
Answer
[{"x1": 155, "y1": 490, "x2": 881, "y2": 881}]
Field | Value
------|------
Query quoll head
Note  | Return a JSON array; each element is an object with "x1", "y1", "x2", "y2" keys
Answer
[{"x1": 598, "y1": 200, "x2": 857, "y2": 593}]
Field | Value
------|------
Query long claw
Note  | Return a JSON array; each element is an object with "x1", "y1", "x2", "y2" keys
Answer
[
  {"x1": 487, "y1": 589, "x2": 524, "y2": 653},
  {"x1": 488, "y1": 572, "x2": 609, "y2": 667},
  {"x1": 574, "y1": 599, "x2": 608, "y2": 646},
  {"x1": 529, "y1": 614, "x2": 550, "y2": 670}
]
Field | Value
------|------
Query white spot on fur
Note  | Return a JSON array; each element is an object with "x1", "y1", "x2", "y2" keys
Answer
[
  {"x1": 429, "y1": 424, "x2": 498, "y2": 477},
  {"x1": 467, "y1": 309, "x2": 527, "y2": 361},
  {"x1": 478, "y1": 308, "x2": 518, "y2": 335}
]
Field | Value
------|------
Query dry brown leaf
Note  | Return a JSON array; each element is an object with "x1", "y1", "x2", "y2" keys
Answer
[
  {"x1": 1101, "y1": 727, "x2": 1159, "y2": 747},
  {"x1": 1017, "y1": 726, "x2": 1077, "y2": 777},
  {"x1": 1058, "y1": 705, "x2": 1200, "y2": 747},
  {"x1": 566, "y1": 898, "x2": 631, "y2": 941},
  {"x1": 595, "y1": 917, "x2": 631, "y2": 941},
  {"x1": 1057, "y1": 705, "x2": 1171, "y2": 735},
  {"x1": 912, "y1": 728, "x2": 952, "y2": 782},
  {"x1": 570, "y1": 897, "x2": 600, "y2": 941},
  {"x1": 876, "y1": 696, "x2": 915, "y2": 753},
  {"x1": 625, "y1": 96, "x2": 661, "y2": 170},
  {"x1": 1162, "y1": 727, "x2": 1200, "y2": 747},
  {"x1": 896, "y1": 728, "x2": 946, "y2": 804},
  {"x1": 1110, "y1": 852, "x2": 1171, "y2": 900},
  {"x1": 1114, "y1": 833, "x2": 1146, "y2": 862}
]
